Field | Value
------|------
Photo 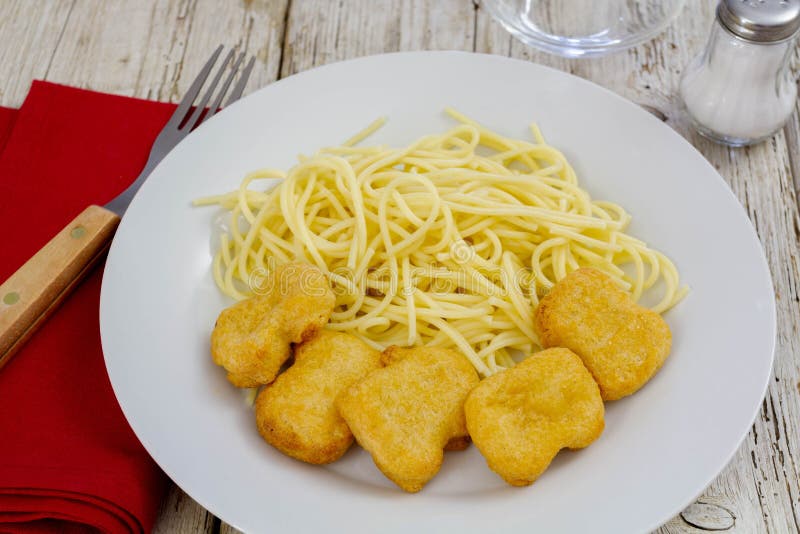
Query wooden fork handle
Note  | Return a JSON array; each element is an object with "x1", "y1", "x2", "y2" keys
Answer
[{"x1": 0, "y1": 205, "x2": 120, "y2": 369}]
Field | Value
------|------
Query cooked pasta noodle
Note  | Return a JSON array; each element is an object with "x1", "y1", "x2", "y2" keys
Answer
[{"x1": 195, "y1": 109, "x2": 687, "y2": 377}]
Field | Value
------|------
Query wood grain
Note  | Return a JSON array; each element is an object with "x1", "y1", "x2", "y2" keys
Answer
[
  {"x1": 0, "y1": 205, "x2": 119, "y2": 367},
  {"x1": 785, "y1": 90, "x2": 800, "y2": 215},
  {"x1": 152, "y1": 485, "x2": 217, "y2": 534},
  {"x1": 280, "y1": 0, "x2": 474, "y2": 78},
  {"x1": 0, "y1": 1, "x2": 798, "y2": 533},
  {"x1": 0, "y1": 0, "x2": 76, "y2": 107},
  {"x1": 41, "y1": 0, "x2": 288, "y2": 103}
]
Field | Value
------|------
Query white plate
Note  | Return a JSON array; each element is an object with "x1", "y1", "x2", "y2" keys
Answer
[{"x1": 100, "y1": 52, "x2": 775, "y2": 534}]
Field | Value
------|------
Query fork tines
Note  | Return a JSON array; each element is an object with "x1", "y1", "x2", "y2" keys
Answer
[{"x1": 170, "y1": 44, "x2": 256, "y2": 132}]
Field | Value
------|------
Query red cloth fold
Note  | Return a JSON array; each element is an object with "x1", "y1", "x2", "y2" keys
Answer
[{"x1": 0, "y1": 81, "x2": 175, "y2": 534}]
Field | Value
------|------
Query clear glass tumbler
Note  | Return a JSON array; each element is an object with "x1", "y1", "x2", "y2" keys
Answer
[{"x1": 482, "y1": 0, "x2": 685, "y2": 58}]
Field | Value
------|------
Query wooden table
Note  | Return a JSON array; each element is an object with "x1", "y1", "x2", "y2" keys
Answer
[{"x1": 2, "y1": 1, "x2": 798, "y2": 532}]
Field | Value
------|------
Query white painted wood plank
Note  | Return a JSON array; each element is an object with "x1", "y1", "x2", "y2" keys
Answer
[
  {"x1": 280, "y1": 0, "x2": 474, "y2": 77},
  {"x1": 43, "y1": 0, "x2": 288, "y2": 102},
  {"x1": 784, "y1": 89, "x2": 800, "y2": 215},
  {"x1": 152, "y1": 485, "x2": 216, "y2": 534},
  {"x1": 0, "y1": 0, "x2": 76, "y2": 107},
  {"x1": 220, "y1": 521, "x2": 244, "y2": 534}
]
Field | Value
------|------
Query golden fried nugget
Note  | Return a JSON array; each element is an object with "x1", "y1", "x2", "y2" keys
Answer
[
  {"x1": 255, "y1": 330, "x2": 381, "y2": 464},
  {"x1": 385, "y1": 348, "x2": 471, "y2": 454},
  {"x1": 336, "y1": 346, "x2": 479, "y2": 493},
  {"x1": 211, "y1": 263, "x2": 335, "y2": 387},
  {"x1": 465, "y1": 348, "x2": 604, "y2": 487},
  {"x1": 534, "y1": 267, "x2": 672, "y2": 401}
]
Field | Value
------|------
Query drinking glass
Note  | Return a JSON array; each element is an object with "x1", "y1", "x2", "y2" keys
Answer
[{"x1": 482, "y1": 0, "x2": 685, "y2": 58}]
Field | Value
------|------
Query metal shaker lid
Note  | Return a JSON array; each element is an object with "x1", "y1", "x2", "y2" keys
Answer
[{"x1": 718, "y1": 0, "x2": 800, "y2": 42}]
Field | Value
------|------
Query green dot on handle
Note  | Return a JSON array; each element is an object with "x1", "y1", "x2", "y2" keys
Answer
[
  {"x1": 3, "y1": 291, "x2": 19, "y2": 305},
  {"x1": 70, "y1": 226, "x2": 86, "y2": 238}
]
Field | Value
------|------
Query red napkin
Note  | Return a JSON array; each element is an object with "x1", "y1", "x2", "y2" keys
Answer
[{"x1": 0, "y1": 81, "x2": 176, "y2": 533}]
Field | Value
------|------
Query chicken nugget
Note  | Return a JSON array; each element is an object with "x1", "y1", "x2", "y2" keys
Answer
[
  {"x1": 465, "y1": 348, "x2": 604, "y2": 487},
  {"x1": 384, "y1": 349, "x2": 471, "y2": 455},
  {"x1": 534, "y1": 268, "x2": 672, "y2": 401},
  {"x1": 211, "y1": 263, "x2": 335, "y2": 387},
  {"x1": 336, "y1": 346, "x2": 479, "y2": 493},
  {"x1": 255, "y1": 330, "x2": 381, "y2": 464}
]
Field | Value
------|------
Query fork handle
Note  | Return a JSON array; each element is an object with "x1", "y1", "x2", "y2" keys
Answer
[{"x1": 0, "y1": 205, "x2": 120, "y2": 369}]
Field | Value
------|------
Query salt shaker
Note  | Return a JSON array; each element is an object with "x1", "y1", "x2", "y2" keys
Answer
[{"x1": 680, "y1": 0, "x2": 800, "y2": 146}]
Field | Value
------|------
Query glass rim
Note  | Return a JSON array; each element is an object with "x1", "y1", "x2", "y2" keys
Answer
[{"x1": 482, "y1": 0, "x2": 686, "y2": 58}]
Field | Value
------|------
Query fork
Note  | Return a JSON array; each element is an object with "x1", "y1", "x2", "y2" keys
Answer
[{"x1": 0, "y1": 45, "x2": 256, "y2": 368}]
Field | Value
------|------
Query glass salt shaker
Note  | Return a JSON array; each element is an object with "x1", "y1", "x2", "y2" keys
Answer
[{"x1": 680, "y1": 0, "x2": 800, "y2": 146}]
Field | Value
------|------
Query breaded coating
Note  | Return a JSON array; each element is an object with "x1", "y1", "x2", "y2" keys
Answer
[
  {"x1": 465, "y1": 348, "x2": 604, "y2": 487},
  {"x1": 255, "y1": 330, "x2": 381, "y2": 464},
  {"x1": 534, "y1": 268, "x2": 672, "y2": 401},
  {"x1": 336, "y1": 346, "x2": 479, "y2": 493},
  {"x1": 211, "y1": 263, "x2": 335, "y2": 387}
]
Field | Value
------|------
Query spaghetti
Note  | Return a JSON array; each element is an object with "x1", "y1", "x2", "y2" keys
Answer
[{"x1": 195, "y1": 110, "x2": 687, "y2": 377}]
